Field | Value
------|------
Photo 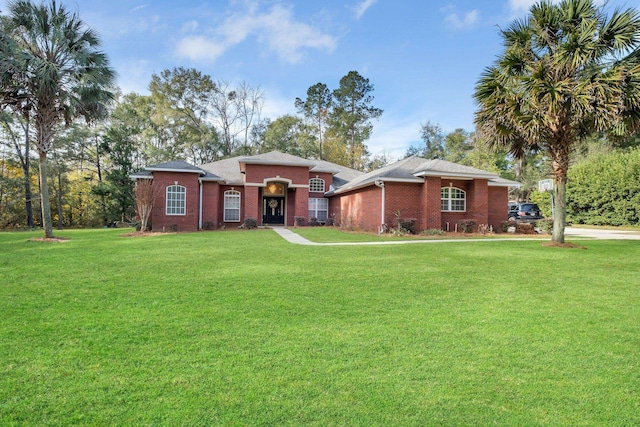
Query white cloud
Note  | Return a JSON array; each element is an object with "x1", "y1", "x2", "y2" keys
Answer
[
  {"x1": 175, "y1": 36, "x2": 227, "y2": 62},
  {"x1": 174, "y1": 2, "x2": 337, "y2": 64},
  {"x1": 444, "y1": 9, "x2": 480, "y2": 30},
  {"x1": 352, "y1": 0, "x2": 377, "y2": 20}
]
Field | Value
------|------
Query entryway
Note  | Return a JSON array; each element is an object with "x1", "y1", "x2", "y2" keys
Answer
[{"x1": 263, "y1": 196, "x2": 285, "y2": 225}]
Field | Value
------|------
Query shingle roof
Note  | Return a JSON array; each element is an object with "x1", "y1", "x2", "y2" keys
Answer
[
  {"x1": 199, "y1": 151, "x2": 364, "y2": 188},
  {"x1": 328, "y1": 156, "x2": 516, "y2": 195},
  {"x1": 146, "y1": 161, "x2": 205, "y2": 173}
]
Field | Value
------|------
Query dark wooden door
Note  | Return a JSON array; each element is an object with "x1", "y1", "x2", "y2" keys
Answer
[{"x1": 263, "y1": 197, "x2": 285, "y2": 224}]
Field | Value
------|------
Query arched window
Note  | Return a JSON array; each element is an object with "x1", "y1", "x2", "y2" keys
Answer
[
  {"x1": 166, "y1": 185, "x2": 186, "y2": 215},
  {"x1": 309, "y1": 177, "x2": 325, "y2": 193},
  {"x1": 224, "y1": 190, "x2": 241, "y2": 222},
  {"x1": 441, "y1": 187, "x2": 466, "y2": 212}
]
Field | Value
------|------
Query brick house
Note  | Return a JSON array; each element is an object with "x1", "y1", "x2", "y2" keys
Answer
[{"x1": 131, "y1": 151, "x2": 520, "y2": 232}]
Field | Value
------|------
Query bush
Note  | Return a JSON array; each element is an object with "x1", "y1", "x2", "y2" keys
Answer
[
  {"x1": 294, "y1": 216, "x2": 306, "y2": 227},
  {"x1": 399, "y1": 219, "x2": 418, "y2": 234},
  {"x1": 309, "y1": 217, "x2": 318, "y2": 226},
  {"x1": 457, "y1": 220, "x2": 477, "y2": 233},
  {"x1": 326, "y1": 218, "x2": 335, "y2": 226},
  {"x1": 535, "y1": 218, "x2": 554, "y2": 234},
  {"x1": 243, "y1": 217, "x2": 257, "y2": 229},
  {"x1": 567, "y1": 148, "x2": 640, "y2": 226},
  {"x1": 515, "y1": 222, "x2": 536, "y2": 234}
]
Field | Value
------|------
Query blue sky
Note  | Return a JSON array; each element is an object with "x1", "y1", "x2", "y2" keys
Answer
[{"x1": 1, "y1": 0, "x2": 633, "y2": 158}]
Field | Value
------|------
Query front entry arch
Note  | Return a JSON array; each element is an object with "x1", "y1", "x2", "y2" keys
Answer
[{"x1": 262, "y1": 182, "x2": 286, "y2": 225}]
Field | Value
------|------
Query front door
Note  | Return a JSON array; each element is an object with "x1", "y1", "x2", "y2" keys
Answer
[{"x1": 263, "y1": 197, "x2": 285, "y2": 224}]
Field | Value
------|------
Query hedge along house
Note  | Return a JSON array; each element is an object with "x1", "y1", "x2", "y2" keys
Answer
[{"x1": 131, "y1": 151, "x2": 520, "y2": 232}]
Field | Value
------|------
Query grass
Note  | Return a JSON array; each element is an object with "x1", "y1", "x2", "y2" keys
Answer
[{"x1": 1, "y1": 228, "x2": 640, "y2": 425}]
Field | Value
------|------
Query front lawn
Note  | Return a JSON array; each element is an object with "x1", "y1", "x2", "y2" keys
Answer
[{"x1": 1, "y1": 229, "x2": 639, "y2": 425}]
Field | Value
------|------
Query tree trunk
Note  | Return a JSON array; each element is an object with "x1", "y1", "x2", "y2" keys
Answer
[
  {"x1": 552, "y1": 179, "x2": 566, "y2": 243},
  {"x1": 551, "y1": 148, "x2": 569, "y2": 244},
  {"x1": 23, "y1": 119, "x2": 34, "y2": 228},
  {"x1": 38, "y1": 151, "x2": 54, "y2": 238}
]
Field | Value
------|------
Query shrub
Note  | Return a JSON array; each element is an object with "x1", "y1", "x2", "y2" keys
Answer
[
  {"x1": 309, "y1": 217, "x2": 318, "y2": 226},
  {"x1": 399, "y1": 219, "x2": 418, "y2": 234},
  {"x1": 294, "y1": 216, "x2": 306, "y2": 227},
  {"x1": 535, "y1": 218, "x2": 554, "y2": 234},
  {"x1": 457, "y1": 220, "x2": 477, "y2": 233},
  {"x1": 326, "y1": 218, "x2": 335, "y2": 226},
  {"x1": 515, "y1": 222, "x2": 536, "y2": 234},
  {"x1": 243, "y1": 217, "x2": 257, "y2": 229},
  {"x1": 203, "y1": 221, "x2": 215, "y2": 230},
  {"x1": 567, "y1": 148, "x2": 640, "y2": 226},
  {"x1": 501, "y1": 220, "x2": 516, "y2": 233}
]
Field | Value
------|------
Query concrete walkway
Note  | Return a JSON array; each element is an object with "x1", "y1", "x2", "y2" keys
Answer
[
  {"x1": 271, "y1": 227, "x2": 545, "y2": 246},
  {"x1": 272, "y1": 226, "x2": 640, "y2": 246}
]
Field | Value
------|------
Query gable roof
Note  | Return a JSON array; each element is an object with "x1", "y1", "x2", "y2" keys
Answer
[
  {"x1": 134, "y1": 161, "x2": 223, "y2": 181},
  {"x1": 199, "y1": 151, "x2": 364, "y2": 188},
  {"x1": 328, "y1": 156, "x2": 519, "y2": 195}
]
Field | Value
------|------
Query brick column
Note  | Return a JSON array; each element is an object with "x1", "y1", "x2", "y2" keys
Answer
[
  {"x1": 470, "y1": 179, "x2": 489, "y2": 225},
  {"x1": 421, "y1": 176, "x2": 442, "y2": 230},
  {"x1": 295, "y1": 188, "x2": 309, "y2": 226},
  {"x1": 244, "y1": 186, "x2": 260, "y2": 224}
]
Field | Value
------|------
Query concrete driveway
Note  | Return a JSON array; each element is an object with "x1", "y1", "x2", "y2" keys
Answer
[{"x1": 565, "y1": 227, "x2": 640, "y2": 240}]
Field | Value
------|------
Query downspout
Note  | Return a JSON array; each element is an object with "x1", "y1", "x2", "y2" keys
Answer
[
  {"x1": 375, "y1": 180, "x2": 385, "y2": 234},
  {"x1": 198, "y1": 180, "x2": 203, "y2": 230}
]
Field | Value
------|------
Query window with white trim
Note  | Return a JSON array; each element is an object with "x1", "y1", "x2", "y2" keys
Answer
[
  {"x1": 166, "y1": 185, "x2": 186, "y2": 215},
  {"x1": 309, "y1": 177, "x2": 325, "y2": 193},
  {"x1": 308, "y1": 198, "x2": 329, "y2": 221},
  {"x1": 224, "y1": 190, "x2": 241, "y2": 222},
  {"x1": 441, "y1": 187, "x2": 466, "y2": 212}
]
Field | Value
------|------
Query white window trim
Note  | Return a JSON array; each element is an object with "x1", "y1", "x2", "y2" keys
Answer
[
  {"x1": 224, "y1": 190, "x2": 241, "y2": 222},
  {"x1": 441, "y1": 186, "x2": 466, "y2": 212},
  {"x1": 166, "y1": 185, "x2": 186, "y2": 216},
  {"x1": 308, "y1": 197, "x2": 329, "y2": 220},
  {"x1": 309, "y1": 177, "x2": 325, "y2": 193}
]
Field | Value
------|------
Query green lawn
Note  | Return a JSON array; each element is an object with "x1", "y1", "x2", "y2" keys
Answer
[{"x1": 1, "y1": 228, "x2": 639, "y2": 425}]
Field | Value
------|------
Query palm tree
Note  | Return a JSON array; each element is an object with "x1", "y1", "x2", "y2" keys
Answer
[
  {"x1": 0, "y1": 0, "x2": 115, "y2": 238},
  {"x1": 474, "y1": 0, "x2": 640, "y2": 243}
]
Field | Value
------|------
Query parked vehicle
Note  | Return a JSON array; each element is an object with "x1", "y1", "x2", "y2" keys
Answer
[{"x1": 508, "y1": 202, "x2": 543, "y2": 221}]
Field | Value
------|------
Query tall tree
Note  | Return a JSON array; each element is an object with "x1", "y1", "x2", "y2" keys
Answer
[
  {"x1": 0, "y1": 0, "x2": 115, "y2": 238},
  {"x1": 330, "y1": 71, "x2": 383, "y2": 170},
  {"x1": 295, "y1": 82, "x2": 332, "y2": 159},
  {"x1": 149, "y1": 67, "x2": 221, "y2": 164},
  {"x1": 474, "y1": 0, "x2": 640, "y2": 243},
  {"x1": 406, "y1": 121, "x2": 445, "y2": 159}
]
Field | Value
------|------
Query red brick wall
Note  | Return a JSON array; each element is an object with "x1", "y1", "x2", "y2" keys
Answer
[
  {"x1": 150, "y1": 171, "x2": 200, "y2": 232},
  {"x1": 488, "y1": 186, "x2": 508, "y2": 230},
  {"x1": 421, "y1": 177, "x2": 442, "y2": 230},
  {"x1": 201, "y1": 181, "x2": 220, "y2": 229},
  {"x1": 384, "y1": 182, "x2": 422, "y2": 226},
  {"x1": 330, "y1": 185, "x2": 382, "y2": 231},
  {"x1": 245, "y1": 164, "x2": 309, "y2": 185}
]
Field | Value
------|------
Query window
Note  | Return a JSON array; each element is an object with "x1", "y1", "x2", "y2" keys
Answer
[
  {"x1": 166, "y1": 185, "x2": 186, "y2": 215},
  {"x1": 309, "y1": 198, "x2": 329, "y2": 221},
  {"x1": 224, "y1": 190, "x2": 241, "y2": 222},
  {"x1": 441, "y1": 187, "x2": 466, "y2": 212},
  {"x1": 309, "y1": 178, "x2": 325, "y2": 193}
]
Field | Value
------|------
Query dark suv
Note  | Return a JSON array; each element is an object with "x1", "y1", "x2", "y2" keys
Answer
[{"x1": 508, "y1": 202, "x2": 543, "y2": 221}]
